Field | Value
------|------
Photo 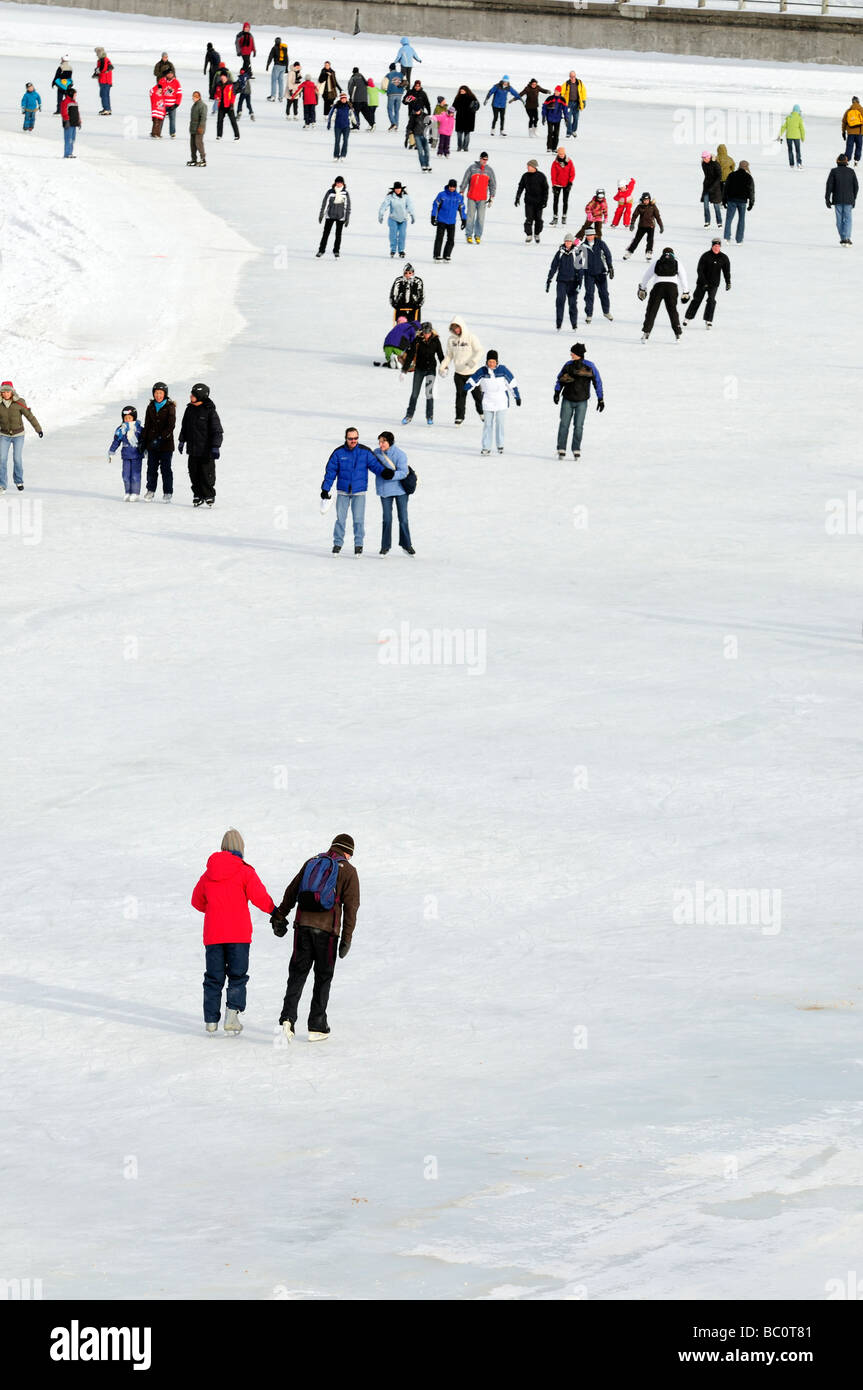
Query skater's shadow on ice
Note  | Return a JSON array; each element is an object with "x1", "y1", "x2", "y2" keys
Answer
[
  {"x1": 0, "y1": 974, "x2": 199, "y2": 1037},
  {"x1": 139, "y1": 529, "x2": 324, "y2": 559},
  {"x1": 38, "y1": 486, "x2": 121, "y2": 503}
]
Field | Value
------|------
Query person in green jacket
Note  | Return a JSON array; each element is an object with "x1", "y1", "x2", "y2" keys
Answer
[
  {"x1": 366, "y1": 77, "x2": 380, "y2": 127},
  {"x1": 779, "y1": 105, "x2": 805, "y2": 169},
  {"x1": 187, "y1": 90, "x2": 207, "y2": 166}
]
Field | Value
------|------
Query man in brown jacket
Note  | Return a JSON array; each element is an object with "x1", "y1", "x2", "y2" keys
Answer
[
  {"x1": 0, "y1": 381, "x2": 42, "y2": 493},
  {"x1": 272, "y1": 833, "x2": 359, "y2": 1041}
]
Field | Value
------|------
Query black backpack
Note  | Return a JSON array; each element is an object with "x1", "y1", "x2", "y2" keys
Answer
[
  {"x1": 67, "y1": 102, "x2": 81, "y2": 127},
  {"x1": 655, "y1": 250, "x2": 678, "y2": 278}
]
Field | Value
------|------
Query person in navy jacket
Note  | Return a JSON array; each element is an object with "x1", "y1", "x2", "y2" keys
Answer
[
  {"x1": 108, "y1": 406, "x2": 144, "y2": 500},
  {"x1": 321, "y1": 426, "x2": 391, "y2": 554},
  {"x1": 431, "y1": 178, "x2": 467, "y2": 260}
]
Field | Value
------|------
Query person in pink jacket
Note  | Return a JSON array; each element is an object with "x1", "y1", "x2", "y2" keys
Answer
[
  {"x1": 434, "y1": 105, "x2": 455, "y2": 158},
  {"x1": 191, "y1": 828, "x2": 275, "y2": 1034}
]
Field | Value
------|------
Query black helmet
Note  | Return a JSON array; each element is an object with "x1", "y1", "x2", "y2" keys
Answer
[
  {"x1": 190, "y1": 382, "x2": 210, "y2": 400},
  {"x1": 121, "y1": 405, "x2": 138, "y2": 419},
  {"x1": 152, "y1": 381, "x2": 168, "y2": 395}
]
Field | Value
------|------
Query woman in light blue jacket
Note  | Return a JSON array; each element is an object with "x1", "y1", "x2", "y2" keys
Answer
[
  {"x1": 395, "y1": 38, "x2": 421, "y2": 87},
  {"x1": 374, "y1": 431, "x2": 414, "y2": 554},
  {"x1": 378, "y1": 181, "x2": 417, "y2": 257}
]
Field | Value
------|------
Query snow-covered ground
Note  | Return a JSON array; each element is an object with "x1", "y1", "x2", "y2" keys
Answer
[{"x1": 2, "y1": 5, "x2": 863, "y2": 1301}]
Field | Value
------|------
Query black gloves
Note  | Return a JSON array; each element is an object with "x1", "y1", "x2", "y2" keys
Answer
[
  {"x1": 608, "y1": 267, "x2": 614, "y2": 279},
  {"x1": 553, "y1": 391, "x2": 560, "y2": 405},
  {"x1": 321, "y1": 488, "x2": 331, "y2": 499},
  {"x1": 270, "y1": 912, "x2": 288, "y2": 937},
  {"x1": 211, "y1": 448, "x2": 220, "y2": 459},
  {"x1": 460, "y1": 220, "x2": 467, "y2": 230},
  {"x1": 597, "y1": 399, "x2": 605, "y2": 413},
  {"x1": 178, "y1": 441, "x2": 185, "y2": 453},
  {"x1": 545, "y1": 283, "x2": 551, "y2": 293},
  {"x1": 726, "y1": 281, "x2": 731, "y2": 291},
  {"x1": 338, "y1": 939, "x2": 351, "y2": 959},
  {"x1": 637, "y1": 287, "x2": 647, "y2": 301},
  {"x1": 381, "y1": 466, "x2": 395, "y2": 480},
  {"x1": 516, "y1": 398, "x2": 522, "y2": 407},
  {"x1": 825, "y1": 199, "x2": 832, "y2": 209},
  {"x1": 681, "y1": 292, "x2": 690, "y2": 303},
  {"x1": 38, "y1": 431, "x2": 44, "y2": 438},
  {"x1": 431, "y1": 216, "x2": 437, "y2": 225}
]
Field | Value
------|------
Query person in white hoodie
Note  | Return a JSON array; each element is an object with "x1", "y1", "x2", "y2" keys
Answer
[
  {"x1": 438, "y1": 315, "x2": 485, "y2": 425},
  {"x1": 463, "y1": 350, "x2": 521, "y2": 454},
  {"x1": 637, "y1": 246, "x2": 690, "y2": 342}
]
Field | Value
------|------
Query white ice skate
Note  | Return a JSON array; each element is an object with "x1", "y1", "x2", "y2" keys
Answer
[
  {"x1": 308, "y1": 1029, "x2": 330, "y2": 1042},
  {"x1": 224, "y1": 1009, "x2": 243, "y2": 1035},
  {"x1": 281, "y1": 1021, "x2": 294, "y2": 1042},
  {"x1": 205, "y1": 1022, "x2": 218, "y2": 1034}
]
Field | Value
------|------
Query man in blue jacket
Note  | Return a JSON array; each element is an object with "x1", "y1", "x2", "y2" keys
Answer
[
  {"x1": 546, "y1": 232, "x2": 582, "y2": 330},
  {"x1": 431, "y1": 178, "x2": 467, "y2": 260},
  {"x1": 321, "y1": 426, "x2": 392, "y2": 554},
  {"x1": 553, "y1": 342, "x2": 604, "y2": 460},
  {"x1": 577, "y1": 229, "x2": 614, "y2": 323},
  {"x1": 484, "y1": 76, "x2": 519, "y2": 137}
]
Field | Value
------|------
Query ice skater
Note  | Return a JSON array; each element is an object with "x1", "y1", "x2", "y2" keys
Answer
[
  {"x1": 192, "y1": 828, "x2": 275, "y2": 1036},
  {"x1": 108, "y1": 406, "x2": 144, "y2": 500}
]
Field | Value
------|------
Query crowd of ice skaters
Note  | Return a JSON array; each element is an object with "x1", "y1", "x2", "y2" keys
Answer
[{"x1": 10, "y1": 31, "x2": 863, "y2": 559}]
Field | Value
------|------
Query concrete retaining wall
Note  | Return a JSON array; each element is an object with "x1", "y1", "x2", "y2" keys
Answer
[{"x1": 16, "y1": 0, "x2": 863, "y2": 66}]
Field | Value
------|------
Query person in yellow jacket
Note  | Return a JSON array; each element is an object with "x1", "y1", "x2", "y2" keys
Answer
[
  {"x1": 842, "y1": 95, "x2": 863, "y2": 165},
  {"x1": 716, "y1": 142, "x2": 735, "y2": 190},
  {"x1": 561, "y1": 71, "x2": 586, "y2": 138},
  {"x1": 778, "y1": 105, "x2": 805, "y2": 169}
]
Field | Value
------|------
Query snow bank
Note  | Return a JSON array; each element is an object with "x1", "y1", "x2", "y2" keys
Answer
[{"x1": 0, "y1": 128, "x2": 254, "y2": 431}]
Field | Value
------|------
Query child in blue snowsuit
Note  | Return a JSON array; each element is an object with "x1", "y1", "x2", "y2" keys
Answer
[
  {"x1": 109, "y1": 407, "x2": 144, "y2": 499},
  {"x1": 484, "y1": 77, "x2": 520, "y2": 136},
  {"x1": 21, "y1": 83, "x2": 41, "y2": 130}
]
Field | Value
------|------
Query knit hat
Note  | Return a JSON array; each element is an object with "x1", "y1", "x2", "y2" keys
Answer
[
  {"x1": 563, "y1": 233, "x2": 575, "y2": 242},
  {"x1": 585, "y1": 229, "x2": 596, "y2": 239},
  {"x1": 480, "y1": 151, "x2": 489, "y2": 159},
  {"x1": 501, "y1": 75, "x2": 510, "y2": 81},
  {"x1": 554, "y1": 85, "x2": 562, "y2": 93},
  {"x1": 486, "y1": 349, "x2": 498, "y2": 361},
  {"x1": 447, "y1": 178, "x2": 457, "y2": 187},
  {"x1": 527, "y1": 158, "x2": 538, "y2": 169},
  {"x1": 793, "y1": 104, "x2": 801, "y2": 112},
  {"x1": 641, "y1": 191, "x2": 651, "y2": 200},
  {"x1": 572, "y1": 342, "x2": 586, "y2": 356},
  {"x1": 190, "y1": 383, "x2": 210, "y2": 400},
  {"x1": 711, "y1": 236, "x2": 722, "y2": 245},
  {"x1": 0, "y1": 380, "x2": 13, "y2": 392},
  {"x1": 221, "y1": 828, "x2": 244, "y2": 854},
  {"x1": 701, "y1": 150, "x2": 710, "y2": 159},
  {"x1": 403, "y1": 262, "x2": 414, "y2": 272},
  {"x1": 331, "y1": 833, "x2": 354, "y2": 855}
]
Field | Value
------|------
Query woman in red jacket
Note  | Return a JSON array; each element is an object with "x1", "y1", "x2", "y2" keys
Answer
[
  {"x1": 550, "y1": 146, "x2": 575, "y2": 225},
  {"x1": 192, "y1": 829, "x2": 275, "y2": 1033}
]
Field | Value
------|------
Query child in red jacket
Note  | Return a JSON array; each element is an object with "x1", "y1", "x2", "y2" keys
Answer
[
  {"x1": 192, "y1": 828, "x2": 274, "y2": 1034},
  {"x1": 611, "y1": 177, "x2": 635, "y2": 227}
]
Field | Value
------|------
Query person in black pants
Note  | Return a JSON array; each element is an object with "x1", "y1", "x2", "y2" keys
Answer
[
  {"x1": 623, "y1": 193, "x2": 664, "y2": 260},
  {"x1": 138, "y1": 381, "x2": 176, "y2": 500},
  {"x1": 684, "y1": 238, "x2": 731, "y2": 329},
  {"x1": 401, "y1": 322, "x2": 444, "y2": 423},
  {"x1": 638, "y1": 247, "x2": 689, "y2": 342},
  {"x1": 271, "y1": 833, "x2": 360, "y2": 1041},
  {"x1": 317, "y1": 176, "x2": 350, "y2": 257},
  {"x1": 177, "y1": 383, "x2": 223, "y2": 505},
  {"x1": 431, "y1": 178, "x2": 467, "y2": 260}
]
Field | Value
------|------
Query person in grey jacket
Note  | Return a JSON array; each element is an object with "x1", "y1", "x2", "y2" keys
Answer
[
  {"x1": 826, "y1": 152, "x2": 859, "y2": 244},
  {"x1": 317, "y1": 177, "x2": 351, "y2": 257},
  {"x1": 347, "y1": 68, "x2": 372, "y2": 129},
  {"x1": 374, "y1": 431, "x2": 414, "y2": 554},
  {"x1": 187, "y1": 90, "x2": 207, "y2": 166}
]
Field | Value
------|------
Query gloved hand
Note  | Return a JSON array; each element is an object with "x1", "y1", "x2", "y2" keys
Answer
[
  {"x1": 597, "y1": 399, "x2": 605, "y2": 413},
  {"x1": 726, "y1": 281, "x2": 731, "y2": 291},
  {"x1": 431, "y1": 216, "x2": 437, "y2": 225},
  {"x1": 516, "y1": 398, "x2": 522, "y2": 407},
  {"x1": 545, "y1": 283, "x2": 551, "y2": 293},
  {"x1": 321, "y1": 488, "x2": 330, "y2": 500},
  {"x1": 553, "y1": 391, "x2": 560, "y2": 405},
  {"x1": 211, "y1": 448, "x2": 220, "y2": 459},
  {"x1": 681, "y1": 293, "x2": 690, "y2": 303},
  {"x1": 514, "y1": 199, "x2": 519, "y2": 207},
  {"x1": 411, "y1": 217, "x2": 416, "y2": 225},
  {"x1": 178, "y1": 441, "x2": 185, "y2": 453},
  {"x1": 38, "y1": 431, "x2": 44, "y2": 438},
  {"x1": 381, "y1": 466, "x2": 395, "y2": 480},
  {"x1": 338, "y1": 939, "x2": 351, "y2": 959},
  {"x1": 608, "y1": 267, "x2": 614, "y2": 279},
  {"x1": 460, "y1": 220, "x2": 467, "y2": 230},
  {"x1": 270, "y1": 912, "x2": 288, "y2": 937},
  {"x1": 637, "y1": 287, "x2": 647, "y2": 301}
]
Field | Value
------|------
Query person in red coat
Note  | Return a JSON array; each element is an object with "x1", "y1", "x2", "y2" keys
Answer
[
  {"x1": 612, "y1": 177, "x2": 635, "y2": 228},
  {"x1": 161, "y1": 70, "x2": 183, "y2": 138},
  {"x1": 214, "y1": 73, "x2": 240, "y2": 140},
  {"x1": 235, "y1": 21, "x2": 256, "y2": 73},
  {"x1": 192, "y1": 828, "x2": 274, "y2": 1033},
  {"x1": 150, "y1": 80, "x2": 166, "y2": 138},
  {"x1": 550, "y1": 146, "x2": 575, "y2": 225}
]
